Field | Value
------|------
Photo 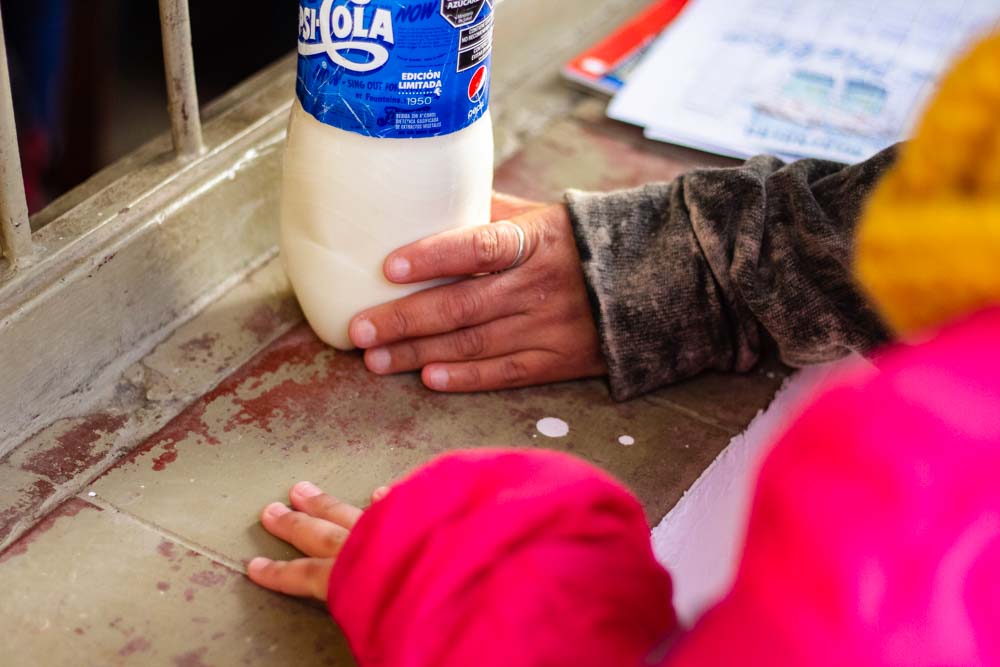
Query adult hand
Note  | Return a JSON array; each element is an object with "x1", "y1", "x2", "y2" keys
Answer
[
  {"x1": 247, "y1": 482, "x2": 389, "y2": 601},
  {"x1": 348, "y1": 193, "x2": 607, "y2": 392}
]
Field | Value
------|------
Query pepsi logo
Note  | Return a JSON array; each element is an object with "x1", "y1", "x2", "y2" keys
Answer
[{"x1": 468, "y1": 65, "x2": 488, "y2": 102}]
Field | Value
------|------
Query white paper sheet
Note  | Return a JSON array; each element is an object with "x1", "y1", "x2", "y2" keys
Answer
[{"x1": 611, "y1": 0, "x2": 1000, "y2": 163}]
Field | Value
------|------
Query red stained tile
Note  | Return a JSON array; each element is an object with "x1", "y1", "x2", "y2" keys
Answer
[
  {"x1": 118, "y1": 637, "x2": 152, "y2": 657},
  {"x1": 243, "y1": 303, "x2": 286, "y2": 344},
  {"x1": 111, "y1": 325, "x2": 366, "y2": 473},
  {"x1": 20, "y1": 414, "x2": 128, "y2": 484},
  {"x1": 0, "y1": 478, "x2": 57, "y2": 544},
  {"x1": 0, "y1": 498, "x2": 100, "y2": 564},
  {"x1": 179, "y1": 334, "x2": 220, "y2": 361},
  {"x1": 189, "y1": 570, "x2": 228, "y2": 588},
  {"x1": 173, "y1": 647, "x2": 209, "y2": 667}
]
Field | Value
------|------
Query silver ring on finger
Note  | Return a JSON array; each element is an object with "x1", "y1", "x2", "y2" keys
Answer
[{"x1": 495, "y1": 220, "x2": 526, "y2": 273}]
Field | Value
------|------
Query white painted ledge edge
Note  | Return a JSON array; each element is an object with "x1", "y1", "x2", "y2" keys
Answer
[{"x1": 652, "y1": 357, "x2": 865, "y2": 626}]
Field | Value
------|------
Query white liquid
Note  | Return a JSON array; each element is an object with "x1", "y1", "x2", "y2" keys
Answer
[
  {"x1": 280, "y1": 100, "x2": 494, "y2": 350},
  {"x1": 536, "y1": 417, "x2": 570, "y2": 438}
]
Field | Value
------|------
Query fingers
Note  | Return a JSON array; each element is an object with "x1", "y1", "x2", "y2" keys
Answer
[
  {"x1": 363, "y1": 315, "x2": 530, "y2": 375},
  {"x1": 288, "y1": 481, "x2": 363, "y2": 529},
  {"x1": 247, "y1": 557, "x2": 333, "y2": 601},
  {"x1": 260, "y1": 502, "x2": 350, "y2": 559},
  {"x1": 350, "y1": 275, "x2": 518, "y2": 348},
  {"x1": 350, "y1": 200, "x2": 607, "y2": 394},
  {"x1": 421, "y1": 351, "x2": 574, "y2": 393},
  {"x1": 382, "y1": 219, "x2": 536, "y2": 284},
  {"x1": 249, "y1": 482, "x2": 392, "y2": 602}
]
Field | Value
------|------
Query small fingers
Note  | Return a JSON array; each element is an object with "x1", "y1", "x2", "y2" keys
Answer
[
  {"x1": 247, "y1": 557, "x2": 333, "y2": 601},
  {"x1": 289, "y1": 482, "x2": 363, "y2": 529},
  {"x1": 382, "y1": 220, "x2": 536, "y2": 284},
  {"x1": 421, "y1": 351, "x2": 567, "y2": 393},
  {"x1": 371, "y1": 486, "x2": 391, "y2": 504},
  {"x1": 260, "y1": 502, "x2": 350, "y2": 559}
]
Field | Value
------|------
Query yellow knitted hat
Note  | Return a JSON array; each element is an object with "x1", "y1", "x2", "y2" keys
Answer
[{"x1": 856, "y1": 29, "x2": 1000, "y2": 336}]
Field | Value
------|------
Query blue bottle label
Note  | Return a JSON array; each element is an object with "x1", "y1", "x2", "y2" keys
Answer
[{"x1": 297, "y1": 0, "x2": 494, "y2": 139}]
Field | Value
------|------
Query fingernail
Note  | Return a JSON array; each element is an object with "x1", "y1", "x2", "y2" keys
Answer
[
  {"x1": 352, "y1": 319, "x2": 377, "y2": 348},
  {"x1": 387, "y1": 256, "x2": 411, "y2": 281},
  {"x1": 367, "y1": 348, "x2": 391, "y2": 374},
  {"x1": 266, "y1": 502, "x2": 290, "y2": 518},
  {"x1": 294, "y1": 481, "x2": 323, "y2": 498},
  {"x1": 372, "y1": 486, "x2": 390, "y2": 502},
  {"x1": 426, "y1": 367, "x2": 449, "y2": 390},
  {"x1": 247, "y1": 557, "x2": 271, "y2": 575}
]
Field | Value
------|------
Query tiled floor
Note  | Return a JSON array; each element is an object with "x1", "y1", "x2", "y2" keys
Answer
[
  {"x1": 1, "y1": 498, "x2": 353, "y2": 666},
  {"x1": 0, "y1": 99, "x2": 786, "y2": 664}
]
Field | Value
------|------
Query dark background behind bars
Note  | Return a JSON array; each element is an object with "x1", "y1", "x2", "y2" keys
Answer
[{"x1": 1, "y1": 0, "x2": 297, "y2": 213}]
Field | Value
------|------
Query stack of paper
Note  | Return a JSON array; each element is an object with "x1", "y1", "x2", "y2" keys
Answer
[
  {"x1": 609, "y1": 0, "x2": 1000, "y2": 163},
  {"x1": 562, "y1": 0, "x2": 690, "y2": 95}
]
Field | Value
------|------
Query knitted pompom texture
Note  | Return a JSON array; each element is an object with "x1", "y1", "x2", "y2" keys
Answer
[{"x1": 856, "y1": 30, "x2": 1000, "y2": 336}]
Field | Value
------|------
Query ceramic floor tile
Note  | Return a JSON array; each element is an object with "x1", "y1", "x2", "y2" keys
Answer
[
  {"x1": 651, "y1": 358, "x2": 791, "y2": 433},
  {"x1": 0, "y1": 465, "x2": 58, "y2": 548},
  {"x1": 140, "y1": 257, "x2": 302, "y2": 406},
  {"x1": 493, "y1": 98, "x2": 736, "y2": 201},
  {"x1": 0, "y1": 497, "x2": 353, "y2": 666},
  {"x1": 7, "y1": 413, "x2": 132, "y2": 487},
  {"x1": 0, "y1": 259, "x2": 303, "y2": 552},
  {"x1": 91, "y1": 324, "x2": 733, "y2": 566}
]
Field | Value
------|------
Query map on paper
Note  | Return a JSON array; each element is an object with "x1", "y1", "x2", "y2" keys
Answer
[{"x1": 609, "y1": 0, "x2": 1000, "y2": 163}]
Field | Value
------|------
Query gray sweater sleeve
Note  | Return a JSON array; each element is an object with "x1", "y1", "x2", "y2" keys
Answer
[{"x1": 565, "y1": 148, "x2": 897, "y2": 401}]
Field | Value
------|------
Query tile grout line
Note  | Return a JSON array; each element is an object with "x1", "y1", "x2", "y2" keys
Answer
[
  {"x1": 640, "y1": 395, "x2": 736, "y2": 436},
  {"x1": 78, "y1": 493, "x2": 250, "y2": 575}
]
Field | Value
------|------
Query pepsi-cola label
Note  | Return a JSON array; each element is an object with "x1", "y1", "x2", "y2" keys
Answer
[{"x1": 297, "y1": 0, "x2": 494, "y2": 139}]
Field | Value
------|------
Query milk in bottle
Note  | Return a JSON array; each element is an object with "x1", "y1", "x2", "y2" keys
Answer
[{"x1": 282, "y1": 0, "x2": 496, "y2": 350}]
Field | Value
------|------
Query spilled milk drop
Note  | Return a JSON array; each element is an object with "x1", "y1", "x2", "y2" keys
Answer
[
  {"x1": 618, "y1": 435, "x2": 636, "y2": 446},
  {"x1": 536, "y1": 417, "x2": 570, "y2": 438}
]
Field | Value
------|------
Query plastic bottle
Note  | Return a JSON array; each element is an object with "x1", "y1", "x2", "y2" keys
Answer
[{"x1": 282, "y1": 0, "x2": 496, "y2": 350}]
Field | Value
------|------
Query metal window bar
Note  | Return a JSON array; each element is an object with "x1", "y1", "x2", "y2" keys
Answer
[
  {"x1": 0, "y1": 4, "x2": 32, "y2": 267},
  {"x1": 159, "y1": 0, "x2": 205, "y2": 159},
  {"x1": 0, "y1": 1, "x2": 206, "y2": 272}
]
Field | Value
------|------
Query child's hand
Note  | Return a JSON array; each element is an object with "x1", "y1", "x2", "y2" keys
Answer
[{"x1": 247, "y1": 481, "x2": 389, "y2": 601}]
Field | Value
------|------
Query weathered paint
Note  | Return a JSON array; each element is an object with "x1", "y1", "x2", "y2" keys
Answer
[
  {"x1": 0, "y1": 473, "x2": 57, "y2": 544},
  {"x1": 243, "y1": 303, "x2": 291, "y2": 344},
  {"x1": 0, "y1": 498, "x2": 99, "y2": 564},
  {"x1": 19, "y1": 414, "x2": 128, "y2": 484},
  {"x1": 0, "y1": 258, "x2": 301, "y2": 550},
  {"x1": 85, "y1": 311, "x2": 747, "y2": 579}
]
